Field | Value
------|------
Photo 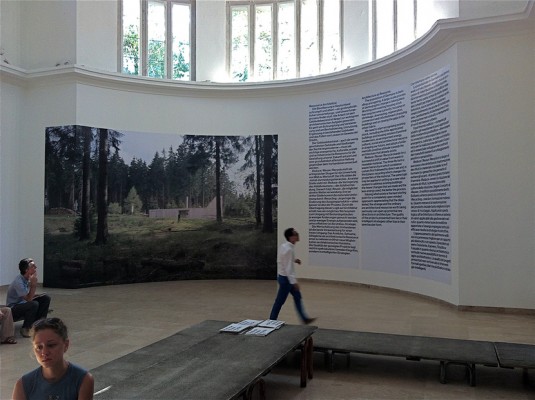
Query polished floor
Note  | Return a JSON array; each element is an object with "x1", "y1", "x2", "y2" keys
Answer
[{"x1": 1, "y1": 279, "x2": 534, "y2": 399}]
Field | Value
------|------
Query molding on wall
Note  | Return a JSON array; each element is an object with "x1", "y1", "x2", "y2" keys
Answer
[
  {"x1": 0, "y1": 63, "x2": 29, "y2": 87},
  {"x1": 1, "y1": 3, "x2": 533, "y2": 98}
]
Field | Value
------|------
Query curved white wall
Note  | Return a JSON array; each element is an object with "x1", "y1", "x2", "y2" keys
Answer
[{"x1": 1, "y1": 2, "x2": 533, "y2": 309}]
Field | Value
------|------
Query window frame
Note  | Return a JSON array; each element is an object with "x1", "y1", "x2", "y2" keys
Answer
[
  {"x1": 119, "y1": 0, "x2": 196, "y2": 81},
  {"x1": 371, "y1": 0, "x2": 419, "y2": 61},
  {"x1": 226, "y1": 0, "x2": 343, "y2": 82}
]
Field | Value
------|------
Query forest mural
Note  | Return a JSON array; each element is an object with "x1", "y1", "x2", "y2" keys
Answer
[{"x1": 44, "y1": 125, "x2": 278, "y2": 288}]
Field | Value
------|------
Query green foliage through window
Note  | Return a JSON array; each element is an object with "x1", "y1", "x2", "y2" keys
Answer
[{"x1": 121, "y1": 0, "x2": 192, "y2": 80}]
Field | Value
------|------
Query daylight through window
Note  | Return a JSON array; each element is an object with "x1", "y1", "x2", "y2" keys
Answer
[
  {"x1": 119, "y1": 0, "x2": 456, "y2": 83},
  {"x1": 121, "y1": 0, "x2": 193, "y2": 80},
  {"x1": 228, "y1": 0, "x2": 342, "y2": 82}
]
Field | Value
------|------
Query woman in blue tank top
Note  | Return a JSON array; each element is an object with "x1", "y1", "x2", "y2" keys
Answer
[{"x1": 12, "y1": 317, "x2": 94, "y2": 400}]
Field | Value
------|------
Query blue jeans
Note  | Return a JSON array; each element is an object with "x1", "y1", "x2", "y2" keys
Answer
[{"x1": 270, "y1": 275, "x2": 309, "y2": 323}]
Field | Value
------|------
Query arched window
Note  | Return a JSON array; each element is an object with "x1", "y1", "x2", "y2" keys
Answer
[
  {"x1": 119, "y1": 0, "x2": 456, "y2": 82},
  {"x1": 120, "y1": 0, "x2": 195, "y2": 80},
  {"x1": 227, "y1": 0, "x2": 455, "y2": 82},
  {"x1": 372, "y1": 0, "x2": 451, "y2": 60},
  {"x1": 227, "y1": 0, "x2": 343, "y2": 82}
]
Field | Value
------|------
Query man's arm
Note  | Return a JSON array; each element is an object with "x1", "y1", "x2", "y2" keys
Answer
[
  {"x1": 279, "y1": 245, "x2": 298, "y2": 284},
  {"x1": 22, "y1": 274, "x2": 38, "y2": 302}
]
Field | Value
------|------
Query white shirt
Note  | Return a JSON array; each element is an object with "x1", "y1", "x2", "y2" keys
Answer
[{"x1": 277, "y1": 241, "x2": 297, "y2": 284}]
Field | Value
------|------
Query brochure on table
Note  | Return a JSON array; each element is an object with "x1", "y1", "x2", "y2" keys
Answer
[{"x1": 219, "y1": 319, "x2": 285, "y2": 336}]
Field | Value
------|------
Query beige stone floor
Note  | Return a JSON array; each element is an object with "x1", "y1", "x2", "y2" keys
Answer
[{"x1": 1, "y1": 279, "x2": 534, "y2": 399}]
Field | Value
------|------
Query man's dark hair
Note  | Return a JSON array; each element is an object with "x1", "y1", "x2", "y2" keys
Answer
[
  {"x1": 19, "y1": 258, "x2": 33, "y2": 274},
  {"x1": 284, "y1": 228, "x2": 295, "y2": 241}
]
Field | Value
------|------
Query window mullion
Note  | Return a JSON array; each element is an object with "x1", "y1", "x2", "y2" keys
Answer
[
  {"x1": 339, "y1": 0, "x2": 344, "y2": 66},
  {"x1": 272, "y1": 2, "x2": 278, "y2": 81},
  {"x1": 318, "y1": 0, "x2": 323, "y2": 73},
  {"x1": 295, "y1": 0, "x2": 301, "y2": 78},
  {"x1": 166, "y1": 1, "x2": 172, "y2": 79},
  {"x1": 117, "y1": 0, "x2": 123, "y2": 73},
  {"x1": 141, "y1": 0, "x2": 148, "y2": 76},
  {"x1": 371, "y1": 0, "x2": 377, "y2": 61},
  {"x1": 250, "y1": 4, "x2": 255, "y2": 79},
  {"x1": 393, "y1": 0, "x2": 398, "y2": 51},
  {"x1": 413, "y1": 0, "x2": 417, "y2": 40},
  {"x1": 226, "y1": 3, "x2": 231, "y2": 79},
  {"x1": 190, "y1": 0, "x2": 196, "y2": 81}
]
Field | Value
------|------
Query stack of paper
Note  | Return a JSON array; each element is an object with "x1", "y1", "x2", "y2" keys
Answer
[
  {"x1": 219, "y1": 319, "x2": 285, "y2": 336},
  {"x1": 219, "y1": 319, "x2": 263, "y2": 333},
  {"x1": 258, "y1": 319, "x2": 285, "y2": 329},
  {"x1": 245, "y1": 327, "x2": 276, "y2": 336}
]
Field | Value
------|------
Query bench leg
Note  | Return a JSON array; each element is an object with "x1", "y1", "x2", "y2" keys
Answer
[
  {"x1": 467, "y1": 364, "x2": 476, "y2": 386},
  {"x1": 326, "y1": 350, "x2": 334, "y2": 373},
  {"x1": 307, "y1": 337, "x2": 314, "y2": 380},
  {"x1": 440, "y1": 361, "x2": 476, "y2": 386},
  {"x1": 243, "y1": 378, "x2": 265, "y2": 400},
  {"x1": 323, "y1": 350, "x2": 330, "y2": 372},
  {"x1": 258, "y1": 379, "x2": 266, "y2": 400},
  {"x1": 440, "y1": 361, "x2": 447, "y2": 384},
  {"x1": 300, "y1": 337, "x2": 314, "y2": 387},
  {"x1": 322, "y1": 350, "x2": 350, "y2": 373}
]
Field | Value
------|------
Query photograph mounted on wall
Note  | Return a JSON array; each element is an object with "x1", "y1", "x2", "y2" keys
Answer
[{"x1": 44, "y1": 125, "x2": 278, "y2": 288}]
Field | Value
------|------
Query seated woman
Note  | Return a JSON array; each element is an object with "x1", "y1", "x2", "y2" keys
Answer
[
  {"x1": 0, "y1": 306, "x2": 17, "y2": 344},
  {"x1": 12, "y1": 317, "x2": 94, "y2": 400}
]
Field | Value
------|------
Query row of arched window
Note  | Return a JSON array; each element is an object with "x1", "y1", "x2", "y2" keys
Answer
[{"x1": 120, "y1": 0, "x2": 455, "y2": 82}]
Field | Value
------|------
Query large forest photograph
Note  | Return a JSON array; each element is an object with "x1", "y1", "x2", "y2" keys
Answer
[{"x1": 44, "y1": 125, "x2": 278, "y2": 288}]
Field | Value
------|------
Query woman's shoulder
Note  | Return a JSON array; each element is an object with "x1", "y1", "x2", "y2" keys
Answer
[
  {"x1": 68, "y1": 362, "x2": 89, "y2": 376},
  {"x1": 21, "y1": 366, "x2": 42, "y2": 381}
]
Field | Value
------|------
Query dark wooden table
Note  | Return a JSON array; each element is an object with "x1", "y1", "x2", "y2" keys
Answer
[{"x1": 92, "y1": 320, "x2": 316, "y2": 399}]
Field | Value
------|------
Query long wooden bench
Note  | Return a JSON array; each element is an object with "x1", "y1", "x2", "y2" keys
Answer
[
  {"x1": 312, "y1": 328, "x2": 499, "y2": 386},
  {"x1": 494, "y1": 342, "x2": 535, "y2": 382}
]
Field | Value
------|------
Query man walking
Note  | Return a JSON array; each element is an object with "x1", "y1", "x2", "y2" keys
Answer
[{"x1": 269, "y1": 228, "x2": 316, "y2": 324}]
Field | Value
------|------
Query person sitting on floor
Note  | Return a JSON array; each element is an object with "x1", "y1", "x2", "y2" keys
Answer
[
  {"x1": 12, "y1": 317, "x2": 94, "y2": 400},
  {"x1": 6, "y1": 258, "x2": 51, "y2": 338},
  {"x1": 0, "y1": 306, "x2": 17, "y2": 344}
]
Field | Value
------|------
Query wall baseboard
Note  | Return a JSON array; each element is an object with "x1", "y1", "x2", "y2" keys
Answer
[{"x1": 301, "y1": 278, "x2": 535, "y2": 315}]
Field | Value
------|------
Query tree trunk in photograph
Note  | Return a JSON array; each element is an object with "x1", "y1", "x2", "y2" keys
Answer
[
  {"x1": 215, "y1": 137, "x2": 222, "y2": 223},
  {"x1": 95, "y1": 128, "x2": 109, "y2": 245},
  {"x1": 255, "y1": 135, "x2": 262, "y2": 227},
  {"x1": 263, "y1": 135, "x2": 273, "y2": 233},
  {"x1": 79, "y1": 126, "x2": 92, "y2": 240}
]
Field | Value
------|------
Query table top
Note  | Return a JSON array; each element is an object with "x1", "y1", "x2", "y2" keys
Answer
[{"x1": 93, "y1": 320, "x2": 316, "y2": 400}]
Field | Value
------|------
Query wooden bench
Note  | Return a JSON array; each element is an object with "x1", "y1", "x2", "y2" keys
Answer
[
  {"x1": 313, "y1": 328, "x2": 499, "y2": 386},
  {"x1": 494, "y1": 342, "x2": 535, "y2": 382}
]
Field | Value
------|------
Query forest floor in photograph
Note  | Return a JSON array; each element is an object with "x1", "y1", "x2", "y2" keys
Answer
[{"x1": 44, "y1": 214, "x2": 277, "y2": 288}]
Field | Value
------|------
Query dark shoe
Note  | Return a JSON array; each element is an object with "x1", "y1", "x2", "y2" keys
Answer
[
  {"x1": 20, "y1": 328, "x2": 30, "y2": 338},
  {"x1": 1, "y1": 336, "x2": 17, "y2": 344},
  {"x1": 304, "y1": 318, "x2": 317, "y2": 325}
]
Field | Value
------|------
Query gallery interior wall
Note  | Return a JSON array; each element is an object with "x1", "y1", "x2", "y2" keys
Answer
[{"x1": 0, "y1": 1, "x2": 533, "y2": 310}]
